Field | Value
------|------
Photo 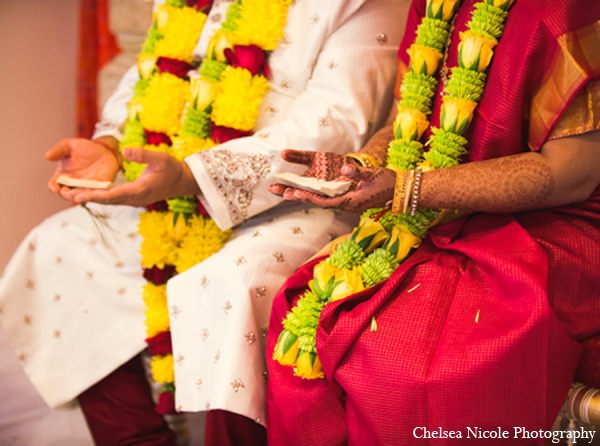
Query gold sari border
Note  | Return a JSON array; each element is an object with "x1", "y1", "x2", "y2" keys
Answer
[{"x1": 529, "y1": 20, "x2": 600, "y2": 150}]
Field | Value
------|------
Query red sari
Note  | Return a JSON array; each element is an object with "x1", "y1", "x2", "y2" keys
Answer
[{"x1": 266, "y1": 1, "x2": 600, "y2": 445}]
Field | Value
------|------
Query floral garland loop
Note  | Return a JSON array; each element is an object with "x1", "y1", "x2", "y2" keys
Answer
[
  {"x1": 121, "y1": 0, "x2": 292, "y2": 413},
  {"x1": 273, "y1": 0, "x2": 516, "y2": 380}
]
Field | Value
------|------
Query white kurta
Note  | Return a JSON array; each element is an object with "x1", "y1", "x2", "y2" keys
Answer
[{"x1": 0, "y1": 0, "x2": 407, "y2": 425}]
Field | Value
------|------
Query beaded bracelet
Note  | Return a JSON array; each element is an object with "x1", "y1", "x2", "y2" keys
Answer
[
  {"x1": 392, "y1": 167, "x2": 423, "y2": 216},
  {"x1": 93, "y1": 139, "x2": 121, "y2": 165},
  {"x1": 410, "y1": 166, "x2": 423, "y2": 216},
  {"x1": 346, "y1": 152, "x2": 380, "y2": 168}
]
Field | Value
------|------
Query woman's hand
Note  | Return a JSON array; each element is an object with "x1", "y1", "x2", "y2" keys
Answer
[
  {"x1": 62, "y1": 148, "x2": 201, "y2": 207},
  {"x1": 46, "y1": 137, "x2": 121, "y2": 196},
  {"x1": 269, "y1": 150, "x2": 396, "y2": 213}
]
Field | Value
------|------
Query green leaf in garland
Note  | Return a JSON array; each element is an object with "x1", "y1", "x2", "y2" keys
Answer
[
  {"x1": 325, "y1": 239, "x2": 366, "y2": 270},
  {"x1": 167, "y1": 197, "x2": 198, "y2": 215},
  {"x1": 387, "y1": 139, "x2": 424, "y2": 171},
  {"x1": 141, "y1": 26, "x2": 163, "y2": 55},
  {"x1": 415, "y1": 18, "x2": 451, "y2": 52},
  {"x1": 180, "y1": 106, "x2": 211, "y2": 138},
  {"x1": 133, "y1": 77, "x2": 151, "y2": 98},
  {"x1": 445, "y1": 67, "x2": 486, "y2": 102},
  {"x1": 221, "y1": 3, "x2": 243, "y2": 33},
  {"x1": 199, "y1": 59, "x2": 227, "y2": 83},
  {"x1": 358, "y1": 248, "x2": 399, "y2": 287}
]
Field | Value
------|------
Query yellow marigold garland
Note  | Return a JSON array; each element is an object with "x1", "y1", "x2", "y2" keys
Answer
[{"x1": 117, "y1": 0, "x2": 292, "y2": 413}]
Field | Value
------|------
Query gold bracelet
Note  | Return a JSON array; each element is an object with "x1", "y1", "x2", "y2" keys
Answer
[
  {"x1": 346, "y1": 152, "x2": 380, "y2": 168},
  {"x1": 391, "y1": 170, "x2": 408, "y2": 215},
  {"x1": 402, "y1": 169, "x2": 416, "y2": 215}
]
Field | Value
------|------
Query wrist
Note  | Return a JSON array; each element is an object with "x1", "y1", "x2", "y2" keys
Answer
[
  {"x1": 177, "y1": 160, "x2": 202, "y2": 197},
  {"x1": 93, "y1": 138, "x2": 122, "y2": 167}
]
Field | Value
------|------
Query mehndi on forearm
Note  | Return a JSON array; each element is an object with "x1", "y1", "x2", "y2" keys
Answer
[{"x1": 419, "y1": 153, "x2": 556, "y2": 214}]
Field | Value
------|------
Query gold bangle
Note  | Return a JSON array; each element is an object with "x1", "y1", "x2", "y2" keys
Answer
[
  {"x1": 391, "y1": 170, "x2": 408, "y2": 215},
  {"x1": 402, "y1": 169, "x2": 416, "y2": 215},
  {"x1": 346, "y1": 153, "x2": 380, "y2": 168}
]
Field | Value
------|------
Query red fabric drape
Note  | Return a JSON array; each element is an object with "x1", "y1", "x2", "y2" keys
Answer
[
  {"x1": 76, "y1": 0, "x2": 121, "y2": 138},
  {"x1": 266, "y1": 1, "x2": 600, "y2": 445}
]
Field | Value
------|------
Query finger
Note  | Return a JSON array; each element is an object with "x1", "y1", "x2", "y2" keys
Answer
[
  {"x1": 47, "y1": 172, "x2": 63, "y2": 194},
  {"x1": 289, "y1": 188, "x2": 342, "y2": 209},
  {"x1": 45, "y1": 140, "x2": 71, "y2": 161},
  {"x1": 73, "y1": 182, "x2": 147, "y2": 206},
  {"x1": 268, "y1": 183, "x2": 289, "y2": 197},
  {"x1": 122, "y1": 148, "x2": 166, "y2": 166},
  {"x1": 341, "y1": 163, "x2": 357, "y2": 178},
  {"x1": 280, "y1": 149, "x2": 315, "y2": 166}
]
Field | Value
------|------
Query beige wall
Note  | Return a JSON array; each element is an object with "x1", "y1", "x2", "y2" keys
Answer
[{"x1": 0, "y1": 1, "x2": 79, "y2": 272}]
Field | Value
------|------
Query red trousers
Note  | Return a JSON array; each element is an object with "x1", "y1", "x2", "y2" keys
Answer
[
  {"x1": 78, "y1": 355, "x2": 176, "y2": 446},
  {"x1": 77, "y1": 354, "x2": 266, "y2": 446}
]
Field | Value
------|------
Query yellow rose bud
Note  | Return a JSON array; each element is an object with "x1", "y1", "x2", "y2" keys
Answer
[
  {"x1": 426, "y1": 0, "x2": 460, "y2": 20},
  {"x1": 351, "y1": 217, "x2": 389, "y2": 254},
  {"x1": 384, "y1": 225, "x2": 422, "y2": 263},
  {"x1": 330, "y1": 267, "x2": 365, "y2": 302},
  {"x1": 206, "y1": 30, "x2": 232, "y2": 62},
  {"x1": 169, "y1": 213, "x2": 188, "y2": 241},
  {"x1": 189, "y1": 76, "x2": 220, "y2": 111},
  {"x1": 127, "y1": 99, "x2": 143, "y2": 122},
  {"x1": 310, "y1": 262, "x2": 343, "y2": 298},
  {"x1": 407, "y1": 44, "x2": 443, "y2": 76},
  {"x1": 488, "y1": 0, "x2": 515, "y2": 10},
  {"x1": 156, "y1": 6, "x2": 170, "y2": 31},
  {"x1": 440, "y1": 96, "x2": 477, "y2": 135},
  {"x1": 458, "y1": 32, "x2": 496, "y2": 72},
  {"x1": 293, "y1": 350, "x2": 325, "y2": 380},
  {"x1": 273, "y1": 330, "x2": 300, "y2": 366},
  {"x1": 138, "y1": 54, "x2": 157, "y2": 80},
  {"x1": 393, "y1": 107, "x2": 429, "y2": 141}
]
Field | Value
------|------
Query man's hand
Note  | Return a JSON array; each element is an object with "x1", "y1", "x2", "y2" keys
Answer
[
  {"x1": 269, "y1": 150, "x2": 396, "y2": 213},
  {"x1": 46, "y1": 137, "x2": 121, "y2": 196},
  {"x1": 62, "y1": 148, "x2": 201, "y2": 207}
]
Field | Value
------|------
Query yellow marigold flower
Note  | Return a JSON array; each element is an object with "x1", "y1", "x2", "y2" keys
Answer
[
  {"x1": 426, "y1": 0, "x2": 460, "y2": 20},
  {"x1": 407, "y1": 44, "x2": 443, "y2": 76},
  {"x1": 174, "y1": 215, "x2": 231, "y2": 273},
  {"x1": 170, "y1": 136, "x2": 215, "y2": 161},
  {"x1": 211, "y1": 67, "x2": 269, "y2": 131},
  {"x1": 385, "y1": 225, "x2": 422, "y2": 263},
  {"x1": 273, "y1": 330, "x2": 300, "y2": 366},
  {"x1": 139, "y1": 73, "x2": 190, "y2": 135},
  {"x1": 190, "y1": 76, "x2": 221, "y2": 110},
  {"x1": 139, "y1": 211, "x2": 179, "y2": 269},
  {"x1": 393, "y1": 107, "x2": 429, "y2": 141},
  {"x1": 150, "y1": 354, "x2": 175, "y2": 384},
  {"x1": 293, "y1": 350, "x2": 325, "y2": 380},
  {"x1": 229, "y1": 0, "x2": 291, "y2": 51},
  {"x1": 458, "y1": 31, "x2": 496, "y2": 72},
  {"x1": 206, "y1": 29, "x2": 232, "y2": 62},
  {"x1": 143, "y1": 283, "x2": 170, "y2": 337},
  {"x1": 330, "y1": 267, "x2": 365, "y2": 302},
  {"x1": 440, "y1": 96, "x2": 477, "y2": 135},
  {"x1": 154, "y1": 6, "x2": 207, "y2": 63},
  {"x1": 137, "y1": 54, "x2": 157, "y2": 80},
  {"x1": 351, "y1": 217, "x2": 389, "y2": 254}
]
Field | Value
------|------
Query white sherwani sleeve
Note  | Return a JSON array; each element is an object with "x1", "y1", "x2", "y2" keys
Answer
[
  {"x1": 186, "y1": 0, "x2": 402, "y2": 230},
  {"x1": 92, "y1": 66, "x2": 139, "y2": 141}
]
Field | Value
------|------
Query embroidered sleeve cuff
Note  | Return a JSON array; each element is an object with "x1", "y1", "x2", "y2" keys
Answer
[{"x1": 185, "y1": 153, "x2": 235, "y2": 231}]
